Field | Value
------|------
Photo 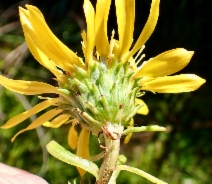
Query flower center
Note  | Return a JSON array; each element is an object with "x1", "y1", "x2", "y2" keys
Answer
[{"x1": 58, "y1": 59, "x2": 143, "y2": 135}]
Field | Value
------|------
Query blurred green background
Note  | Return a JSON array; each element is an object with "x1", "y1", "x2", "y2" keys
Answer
[{"x1": 0, "y1": 0, "x2": 211, "y2": 183}]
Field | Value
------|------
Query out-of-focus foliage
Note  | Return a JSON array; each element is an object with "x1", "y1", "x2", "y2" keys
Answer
[{"x1": 0, "y1": 0, "x2": 211, "y2": 184}]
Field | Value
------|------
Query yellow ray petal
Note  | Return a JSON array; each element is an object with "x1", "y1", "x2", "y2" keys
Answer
[
  {"x1": 0, "y1": 75, "x2": 60, "y2": 95},
  {"x1": 142, "y1": 74, "x2": 206, "y2": 93},
  {"x1": 135, "y1": 98, "x2": 149, "y2": 115},
  {"x1": 19, "y1": 8, "x2": 56, "y2": 75},
  {"x1": 11, "y1": 109, "x2": 62, "y2": 142},
  {"x1": 112, "y1": 39, "x2": 120, "y2": 59},
  {"x1": 68, "y1": 123, "x2": 79, "y2": 150},
  {"x1": 126, "y1": 0, "x2": 160, "y2": 60},
  {"x1": 43, "y1": 114, "x2": 70, "y2": 128},
  {"x1": 121, "y1": 0, "x2": 135, "y2": 58},
  {"x1": 83, "y1": 0, "x2": 95, "y2": 64},
  {"x1": 24, "y1": 30, "x2": 60, "y2": 78},
  {"x1": 76, "y1": 128, "x2": 90, "y2": 177},
  {"x1": 115, "y1": 0, "x2": 126, "y2": 56},
  {"x1": 1, "y1": 98, "x2": 59, "y2": 129},
  {"x1": 25, "y1": 32, "x2": 68, "y2": 84},
  {"x1": 19, "y1": 6, "x2": 84, "y2": 72},
  {"x1": 135, "y1": 49, "x2": 194, "y2": 78},
  {"x1": 124, "y1": 118, "x2": 134, "y2": 144},
  {"x1": 95, "y1": 0, "x2": 111, "y2": 57},
  {"x1": 124, "y1": 133, "x2": 132, "y2": 144},
  {"x1": 81, "y1": 31, "x2": 87, "y2": 56}
]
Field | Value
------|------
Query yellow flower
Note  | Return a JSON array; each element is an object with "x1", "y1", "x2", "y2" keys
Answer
[{"x1": 0, "y1": 0, "x2": 205, "y2": 176}]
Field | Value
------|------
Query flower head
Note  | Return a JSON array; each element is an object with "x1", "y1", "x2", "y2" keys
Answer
[{"x1": 0, "y1": 0, "x2": 205, "y2": 156}]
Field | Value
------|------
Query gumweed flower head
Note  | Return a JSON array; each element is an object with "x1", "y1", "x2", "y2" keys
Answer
[{"x1": 0, "y1": 0, "x2": 205, "y2": 160}]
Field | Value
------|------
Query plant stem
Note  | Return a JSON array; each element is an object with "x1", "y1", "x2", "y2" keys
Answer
[{"x1": 96, "y1": 128, "x2": 121, "y2": 184}]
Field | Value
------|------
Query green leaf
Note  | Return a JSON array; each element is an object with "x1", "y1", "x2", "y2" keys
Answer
[
  {"x1": 122, "y1": 125, "x2": 166, "y2": 135},
  {"x1": 116, "y1": 165, "x2": 167, "y2": 184},
  {"x1": 46, "y1": 140, "x2": 99, "y2": 179}
]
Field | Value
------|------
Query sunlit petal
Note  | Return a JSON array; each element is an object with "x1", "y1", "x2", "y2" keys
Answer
[
  {"x1": 95, "y1": 0, "x2": 111, "y2": 57},
  {"x1": 115, "y1": 0, "x2": 126, "y2": 56},
  {"x1": 84, "y1": 0, "x2": 95, "y2": 64},
  {"x1": 68, "y1": 123, "x2": 79, "y2": 150},
  {"x1": 11, "y1": 109, "x2": 62, "y2": 142},
  {"x1": 19, "y1": 6, "x2": 84, "y2": 72},
  {"x1": 135, "y1": 98, "x2": 149, "y2": 115},
  {"x1": 112, "y1": 39, "x2": 120, "y2": 59},
  {"x1": 0, "y1": 75, "x2": 61, "y2": 95},
  {"x1": 81, "y1": 31, "x2": 87, "y2": 56},
  {"x1": 126, "y1": 0, "x2": 160, "y2": 60},
  {"x1": 1, "y1": 98, "x2": 59, "y2": 129},
  {"x1": 142, "y1": 74, "x2": 206, "y2": 93},
  {"x1": 135, "y1": 49, "x2": 194, "y2": 78},
  {"x1": 19, "y1": 9, "x2": 56, "y2": 74},
  {"x1": 121, "y1": 0, "x2": 135, "y2": 59},
  {"x1": 124, "y1": 118, "x2": 134, "y2": 144},
  {"x1": 124, "y1": 133, "x2": 132, "y2": 144},
  {"x1": 43, "y1": 114, "x2": 70, "y2": 128},
  {"x1": 23, "y1": 30, "x2": 62, "y2": 79},
  {"x1": 76, "y1": 128, "x2": 90, "y2": 177}
]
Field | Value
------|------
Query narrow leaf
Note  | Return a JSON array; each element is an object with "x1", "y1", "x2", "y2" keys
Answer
[
  {"x1": 116, "y1": 165, "x2": 167, "y2": 184},
  {"x1": 46, "y1": 140, "x2": 99, "y2": 179},
  {"x1": 122, "y1": 125, "x2": 166, "y2": 135}
]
